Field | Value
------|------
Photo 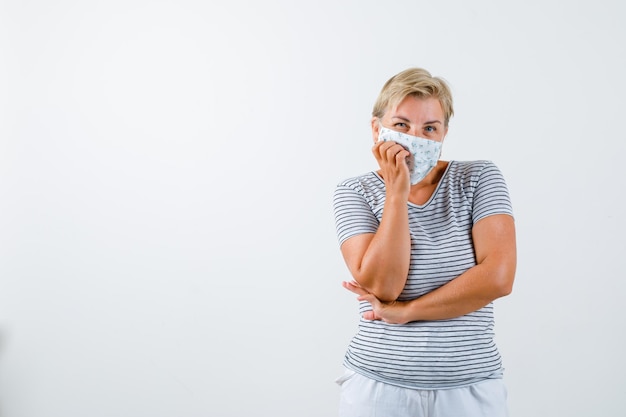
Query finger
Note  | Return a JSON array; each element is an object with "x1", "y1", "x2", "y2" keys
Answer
[
  {"x1": 349, "y1": 280, "x2": 366, "y2": 290},
  {"x1": 342, "y1": 281, "x2": 368, "y2": 296},
  {"x1": 373, "y1": 139, "x2": 392, "y2": 151},
  {"x1": 372, "y1": 141, "x2": 389, "y2": 161},
  {"x1": 395, "y1": 149, "x2": 411, "y2": 169},
  {"x1": 386, "y1": 147, "x2": 411, "y2": 171},
  {"x1": 373, "y1": 140, "x2": 401, "y2": 160},
  {"x1": 394, "y1": 147, "x2": 410, "y2": 161},
  {"x1": 384, "y1": 144, "x2": 405, "y2": 162},
  {"x1": 357, "y1": 294, "x2": 379, "y2": 306}
]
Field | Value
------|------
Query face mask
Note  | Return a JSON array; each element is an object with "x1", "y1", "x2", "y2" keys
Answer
[{"x1": 377, "y1": 125, "x2": 443, "y2": 185}]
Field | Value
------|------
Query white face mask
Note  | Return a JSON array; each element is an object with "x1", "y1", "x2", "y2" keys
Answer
[{"x1": 377, "y1": 125, "x2": 443, "y2": 185}]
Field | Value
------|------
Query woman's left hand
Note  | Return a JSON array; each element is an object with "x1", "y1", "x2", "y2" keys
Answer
[{"x1": 342, "y1": 281, "x2": 410, "y2": 324}]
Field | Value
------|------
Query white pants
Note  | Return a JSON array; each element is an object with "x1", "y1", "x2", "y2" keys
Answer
[{"x1": 336, "y1": 369, "x2": 509, "y2": 417}]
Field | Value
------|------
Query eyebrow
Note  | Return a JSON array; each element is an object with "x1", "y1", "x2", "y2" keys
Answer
[{"x1": 391, "y1": 116, "x2": 443, "y2": 125}]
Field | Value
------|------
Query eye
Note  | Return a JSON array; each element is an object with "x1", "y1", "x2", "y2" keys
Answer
[
  {"x1": 424, "y1": 125, "x2": 436, "y2": 133},
  {"x1": 393, "y1": 122, "x2": 408, "y2": 129}
]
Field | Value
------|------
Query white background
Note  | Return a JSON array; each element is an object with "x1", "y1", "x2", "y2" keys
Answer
[{"x1": 1, "y1": 1, "x2": 625, "y2": 416}]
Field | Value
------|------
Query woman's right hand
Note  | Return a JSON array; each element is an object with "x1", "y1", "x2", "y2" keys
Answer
[
  {"x1": 342, "y1": 280, "x2": 410, "y2": 324},
  {"x1": 372, "y1": 140, "x2": 411, "y2": 199}
]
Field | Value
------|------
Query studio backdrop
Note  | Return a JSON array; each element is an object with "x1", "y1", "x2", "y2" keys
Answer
[{"x1": 1, "y1": 1, "x2": 624, "y2": 416}]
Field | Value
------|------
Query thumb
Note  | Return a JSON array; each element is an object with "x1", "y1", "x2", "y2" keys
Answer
[{"x1": 362, "y1": 310, "x2": 380, "y2": 321}]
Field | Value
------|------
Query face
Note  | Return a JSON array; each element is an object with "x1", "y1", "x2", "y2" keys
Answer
[{"x1": 372, "y1": 95, "x2": 448, "y2": 143}]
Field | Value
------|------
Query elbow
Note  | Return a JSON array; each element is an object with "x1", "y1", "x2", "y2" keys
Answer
[
  {"x1": 353, "y1": 274, "x2": 403, "y2": 303},
  {"x1": 496, "y1": 279, "x2": 514, "y2": 297},
  {"x1": 493, "y1": 267, "x2": 515, "y2": 298},
  {"x1": 482, "y1": 253, "x2": 516, "y2": 299},
  {"x1": 372, "y1": 287, "x2": 402, "y2": 303}
]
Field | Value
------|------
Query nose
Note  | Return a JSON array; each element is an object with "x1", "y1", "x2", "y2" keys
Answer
[{"x1": 407, "y1": 126, "x2": 421, "y2": 137}]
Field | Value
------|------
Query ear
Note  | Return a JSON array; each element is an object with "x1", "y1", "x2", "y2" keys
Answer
[{"x1": 371, "y1": 117, "x2": 380, "y2": 144}]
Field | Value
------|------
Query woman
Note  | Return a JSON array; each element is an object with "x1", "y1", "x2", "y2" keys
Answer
[{"x1": 333, "y1": 67, "x2": 516, "y2": 416}]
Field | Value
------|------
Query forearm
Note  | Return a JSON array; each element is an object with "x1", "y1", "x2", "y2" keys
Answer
[
  {"x1": 402, "y1": 262, "x2": 514, "y2": 322},
  {"x1": 353, "y1": 196, "x2": 411, "y2": 301},
  {"x1": 399, "y1": 214, "x2": 516, "y2": 322}
]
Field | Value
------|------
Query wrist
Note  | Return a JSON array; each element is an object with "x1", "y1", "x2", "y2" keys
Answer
[
  {"x1": 385, "y1": 192, "x2": 408, "y2": 205},
  {"x1": 403, "y1": 299, "x2": 420, "y2": 323}
]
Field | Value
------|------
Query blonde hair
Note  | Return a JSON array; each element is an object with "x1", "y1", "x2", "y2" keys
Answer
[{"x1": 372, "y1": 68, "x2": 454, "y2": 127}]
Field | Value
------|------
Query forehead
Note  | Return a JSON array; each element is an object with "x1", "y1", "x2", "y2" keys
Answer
[{"x1": 386, "y1": 95, "x2": 444, "y2": 121}]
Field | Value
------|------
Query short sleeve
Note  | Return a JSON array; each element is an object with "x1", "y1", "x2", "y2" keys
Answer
[
  {"x1": 472, "y1": 161, "x2": 514, "y2": 224},
  {"x1": 333, "y1": 184, "x2": 380, "y2": 246}
]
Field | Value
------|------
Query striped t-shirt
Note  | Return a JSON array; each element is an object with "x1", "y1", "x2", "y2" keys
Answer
[{"x1": 333, "y1": 160, "x2": 514, "y2": 389}]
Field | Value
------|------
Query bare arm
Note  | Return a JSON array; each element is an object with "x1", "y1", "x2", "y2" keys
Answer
[
  {"x1": 345, "y1": 214, "x2": 516, "y2": 322},
  {"x1": 339, "y1": 141, "x2": 412, "y2": 302}
]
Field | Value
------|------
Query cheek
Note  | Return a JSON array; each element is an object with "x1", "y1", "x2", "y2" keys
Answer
[
  {"x1": 433, "y1": 129, "x2": 446, "y2": 142},
  {"x1": 424, "y1": 132, "x2": 440, "y2": 141}
]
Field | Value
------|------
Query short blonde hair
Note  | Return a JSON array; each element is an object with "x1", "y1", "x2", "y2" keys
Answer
[{"x1": 372, "y1": 68, "x2": 454, "y2": 127}]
